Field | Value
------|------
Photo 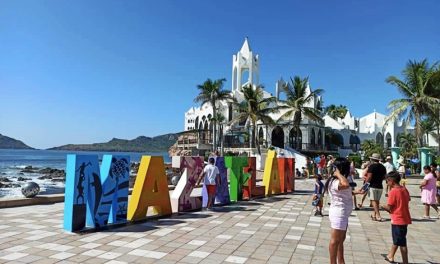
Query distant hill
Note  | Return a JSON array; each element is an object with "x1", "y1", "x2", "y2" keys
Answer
[
  {"x1": 0, "y1": 134, "x2": 34, "y2": 149},
  {"x1": 48, "y1": 134, "x2": 177, "y2": 153}
]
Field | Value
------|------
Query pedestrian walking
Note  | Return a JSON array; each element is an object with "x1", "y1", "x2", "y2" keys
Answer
[
  {"x1": 357, "y1": 161, "x2": 370, "y2": 208},
  {"x1": 366, "y1": 153, "x2": 386, "y2": 221},
  {"x1": 312, "y1": 174, "x2": 324, "y2": 216},
  {"x1": 197, "y1": 158, "x2": 220, "y2": 210},
  {"x1": 381, "y1": 171, "x2": 411, "y2": 264},
  {"x1": 420, "y1": 165, "x2": 439, "y2": 219},
  {"x1": 384, "y1": 156, "x2": 395, "y2": 197}
]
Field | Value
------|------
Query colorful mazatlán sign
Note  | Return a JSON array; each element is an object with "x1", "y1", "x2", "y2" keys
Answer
[{"x1": 63, "y1": 152, "x2": 295, "y2": 232}]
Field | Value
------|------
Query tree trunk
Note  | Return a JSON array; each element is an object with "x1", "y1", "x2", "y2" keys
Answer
[
  {"x1": 219, "y1": 124, "x2": 224, "y2": 156},
  {"x1": 212, "y1": 101, "x2": 217, "y2": 151},
  {"x1": 295, "y1": 126, "x2": 299, "y2": 150},
  {"x1": 438, "y1": 124, "x2": 440, "y2": 153},
  {"x1": 253, "y1": 121, "x2": 260, "y2": 155},
  {"x1": 415, "y1": 114, "x2": 423, "y2": 147}
]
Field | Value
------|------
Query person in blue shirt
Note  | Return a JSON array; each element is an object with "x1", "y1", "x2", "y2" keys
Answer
[{"x1": 313, "y1": 174, "x2": 324, "y2": 216}]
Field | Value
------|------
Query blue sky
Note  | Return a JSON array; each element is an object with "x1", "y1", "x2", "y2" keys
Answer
[{"x1": 1, "y1": 1, "x2": 439, "y2": 149}]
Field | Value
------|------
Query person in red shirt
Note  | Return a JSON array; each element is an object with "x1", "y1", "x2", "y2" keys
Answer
[
  {"x1": 381, "y1": 171, "x2": 411, "y2": 264},
  {"x1": 318, "y1": 154, "x2": 326, "y2": 177}
]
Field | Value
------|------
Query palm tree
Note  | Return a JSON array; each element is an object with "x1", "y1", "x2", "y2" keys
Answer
[
  {"x1": 325, "y1": 104, "x2": 348, "y2": 119},
  {"x1": 386, "y1": 59, "x2": 440, "y2": 147},
  {"x1": 426, "y1": 69, "x2": 440, "y2": 152},
  {"x1": 397, "y1": 133, "x2": 417, "y2": 158},
  {"x1": 194, "y1": 78, "x2": 233, "y2": 151},
  {"x1": 420, "y1": 118, "x2": 436, "y2": 146},
  {"x1": 361, "y1": 139, "x2": 384, "y2": 160},
  {"x1": 210, "y1": 113, "x2": 226, "y2": 155},
  {"x1": 231, "y1": 84, "x2": 278, "y2": 155},
  {"x1": 278, "y1": 76, "x2": 323, "y2": 148}
]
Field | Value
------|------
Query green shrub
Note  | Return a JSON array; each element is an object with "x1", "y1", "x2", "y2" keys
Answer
[{"x1": 348, "y1": 154, "x2": 362, "y2": 168}]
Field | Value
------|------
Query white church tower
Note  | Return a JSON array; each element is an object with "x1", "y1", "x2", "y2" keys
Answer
[{"x1": 231, "y1": 37, "x2": 260, "y2": 91}]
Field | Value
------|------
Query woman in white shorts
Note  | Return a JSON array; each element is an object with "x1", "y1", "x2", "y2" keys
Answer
[{"x1": 325, "y1": 157, "x2": 352, "y2": 264}]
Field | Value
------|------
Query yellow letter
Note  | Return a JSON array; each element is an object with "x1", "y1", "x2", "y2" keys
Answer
[
  {"x1": 263, "y1": 150, "x2": 281, "y2": 195},
  {"x1": 127, "y1": 156, "x2": 172, "y2": 221}
]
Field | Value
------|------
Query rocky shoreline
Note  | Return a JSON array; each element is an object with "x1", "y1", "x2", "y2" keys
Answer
[
  {"x1": 0, "y1": 162, "x2": 179, "y2": 190},
  {"x1": 0, "y1": 166, "x2": 66, "y2": 188}
]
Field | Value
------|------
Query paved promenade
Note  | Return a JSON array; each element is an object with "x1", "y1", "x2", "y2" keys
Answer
[{"x1": 0, "y1": 178, "x2": 439, "y2": 264}]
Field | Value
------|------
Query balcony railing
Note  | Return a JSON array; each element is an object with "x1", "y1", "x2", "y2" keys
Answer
[{"x1": 287, "y1": 143, "x2": 339, "y2": 151}]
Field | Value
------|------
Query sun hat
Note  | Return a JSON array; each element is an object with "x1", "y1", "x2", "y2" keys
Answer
[
  {"x1": 369, "y1": 153, "x2": 381, "y2": 161},
  {"x1": 397, "y1": 156, "x2": 405, "y2": 165}
]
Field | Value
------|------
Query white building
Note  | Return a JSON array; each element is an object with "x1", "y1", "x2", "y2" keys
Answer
[
  {"x1": 181, "y1": 38, "x2": 425, "y2": 157},
  {"x1": 182, "y1": 38, "x2": 325, "y2": 156}
]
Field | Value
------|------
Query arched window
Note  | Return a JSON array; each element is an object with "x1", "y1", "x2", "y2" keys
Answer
[
  {"x1": 318, "y1": 130, "x2": 322, "y2": 146},
  {"x1": 258, "y1": 127, "x2": 264, "y2": 145},
  {"x1": 376, "y1": 132, "x2": 384, "y2": 146},
  {"x1": 289, "y1": 128, "x2": 302, "y2": 150},
  {"x1": 271, "y1": 126, "x2": 284, "y2": 148},
  {"x1": 310, "y1": 128, "x2": 316, "y2": 146},
  {"x1": 385, "y1": 133, "x2": 392, "y2": 148}
]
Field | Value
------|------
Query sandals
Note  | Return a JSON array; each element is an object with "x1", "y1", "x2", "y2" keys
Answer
[
  {"x1": 370, "y1": 215, "x2": 384, "y2": 222},
  {"x1": 384, "y1": 256, "x2": 396, "y2": 263}
]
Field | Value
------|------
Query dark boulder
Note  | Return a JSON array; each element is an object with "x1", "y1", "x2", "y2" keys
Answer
[
  {"x1": 51, "y1": 178, "x2": 65, "y2": 183},
  {"x1": 17, "y1": 176, "x2": 31, "y2": 181},
  {"x1": 21, "y1": 167, "x2": 38, "y2": 173},
  {"x1": 0, "y1": 183, "x2": 21, "y2": 188},
  {"x1": 38, "y1": 168, "x2": 66, "y2": 179},
  {"x1": 0, "y1": 176, "x2": 11, "y2": 182},
  {"x1": 38, "y1": 175, "x2": 53, "y2": 180}
]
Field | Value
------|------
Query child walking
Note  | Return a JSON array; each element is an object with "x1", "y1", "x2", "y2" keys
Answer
[
  {"x1": 312, "y1": 174, "x2": 324, "y2": 216},
  {"x1": 381, "y1": 171, "x2": 411, "y2": 264}
]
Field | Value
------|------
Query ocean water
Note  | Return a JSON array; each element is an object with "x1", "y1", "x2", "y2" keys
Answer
[{"x1": 0, "y1": 149, "x2": 170, "y2": 198}]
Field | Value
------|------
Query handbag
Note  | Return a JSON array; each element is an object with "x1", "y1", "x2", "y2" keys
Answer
[
  {"x1": 312, "y1": 194, "x2": 321, "y2": 206},
  {"x1": 349, "y1": 182, "x2": 357, "y2": 188}
]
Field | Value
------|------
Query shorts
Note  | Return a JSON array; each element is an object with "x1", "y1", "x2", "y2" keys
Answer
[
  {"x1": 392, "y1": 225, "x2": 408, "y2": 246},
  {"x1": 329, "y1": 216, "x2": 349, "y2": 231},
  {"x1": 206, "y1": 185, "x2": 216, "y2": 196},
  {"x1": 369, "y1": 188, "x2": 383, "y2": 201}
]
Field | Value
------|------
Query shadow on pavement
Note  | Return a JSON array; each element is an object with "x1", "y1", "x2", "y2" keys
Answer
[
  {"x1": 411, "y1": 218, "x2": 436, "y2": 222},
  {"x1": 291, "y1": 190, "x2": 314, "y2": 194}
]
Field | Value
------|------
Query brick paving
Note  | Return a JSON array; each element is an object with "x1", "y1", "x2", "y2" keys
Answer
[{"x1": 0, "y1": 178, "x2": 439, "y2": 264}]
